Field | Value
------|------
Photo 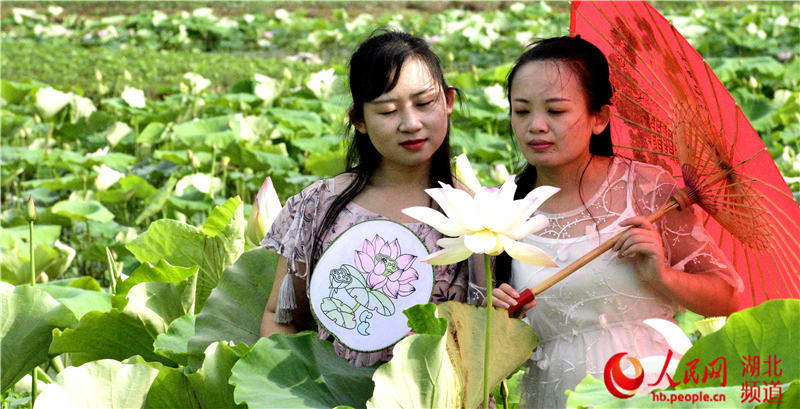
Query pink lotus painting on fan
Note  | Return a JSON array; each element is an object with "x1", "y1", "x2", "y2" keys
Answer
[{"x1": 354, "y1": 235, "x2": 419, "y2": 299}]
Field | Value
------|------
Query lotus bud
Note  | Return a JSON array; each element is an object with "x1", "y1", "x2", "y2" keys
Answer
[
  {"x1": 246, "y1": 176, "x2": 282, "y2": 245},
  {"x1": 26, "y1": 196, "x2": 37, "y2": 222},
  {"x1": 123, "y1": 69, "x2": 133, "y2": 82},
  {"x1": 453, "y1": 153, "x2": 482, "y2": 194},
  {"x1": 695, "y1": 316, "x2": 726, "y2": 337},
  {"x1": 187, "y1": 149, "x2": 200, "y2": 169},
  {"x1": 490, "y1": 163, "x2": 510, "y2": 184},
  {"x1": 37, "y1": 272, "x2": 48, "y2": 283},
  {"x1": 221, "y1": 156, "x2": 230, "y2": 168}
]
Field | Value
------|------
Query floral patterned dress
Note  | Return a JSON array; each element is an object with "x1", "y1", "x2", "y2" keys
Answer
[{"x1": 262, "y1": 176, "x2": 467, "y2": 367}]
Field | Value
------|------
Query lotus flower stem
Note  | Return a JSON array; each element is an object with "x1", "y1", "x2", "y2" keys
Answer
[
  {"x1": 483, "y1": 253, "x2": 492, "y2": 409},
  {"x1": 27, "y1": 196, "x2": 37, "y2": 405}
]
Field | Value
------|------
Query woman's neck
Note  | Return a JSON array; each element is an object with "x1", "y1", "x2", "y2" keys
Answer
[
  {"x1": 371, "y1": 160, "x2": 432, "y2": 190},
  {"x1": 535, "y1": 154, "x2": 612, "y2": 213}
]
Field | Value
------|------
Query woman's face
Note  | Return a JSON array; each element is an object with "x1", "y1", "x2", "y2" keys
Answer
[
  {"x1": 354, "y1": 58, "x2": 455, "y2": 169},
  {"x1": 509, "y1": 60, "x2": 608, "y2": 171}
]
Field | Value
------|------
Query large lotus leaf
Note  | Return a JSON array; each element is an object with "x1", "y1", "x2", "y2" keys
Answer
[
  {"x1": 230, "y1": 332, "x2": 375, "y2": 409},
  {"x1": 1, "y1": 242, "x2": 72, "y2": 285},
  {"x1": 126, "y1": 197, "x2": 244, "y2": 311},
  {"x1": 188, "y1": 247, "x2": 277, "y2": 356},
  {"x1": 755, "y1": 380, "x2": 800, "y2": 408},
  {"x1": 134, "y1": 176, "x2": 176, "y2": 225},
  {"x1": 186, "y1": 342, "x2": 248, "y2": 409},
  {"x1": 404, "y1": 303, "x2": 447, "y2": 336},
  {"x1": 38, "y1": 279, "x2": 112, "y2": 320},
  {"x1": 133, "y1": 358, "x2": 201, "y2": 409},
  {"x1": 674, "y1": 299, "x2": 799, "y2": 389},
  {"x1": 154, "y1": 314, "x2": 197, "y2": 366},
  {"x1": 116, "y1": 258, "x2": 199, "y2": 299},
  {"x1": 172, "y1": 115, "x2": 236, "y2": 148},
  {"x1": 0, "y1": 283, "x2": 77, "y2": 392},
  {"x1": 367, "y1": 332, "x2": 461, "y2": 409},
  {"x1": 436, "y1": 301, "x2": 540, "y2": 409},
  {"x1": 51, "y1": 200, "x2": 115, "y2": 223},
  {"x1": 49, "y1": 308, "x2": 175, "y2": 367},
  {"x1": 565, "y1": 374, "x2": 764, "y2": 409},
  {"x1": 0, "y1": 225, "x2": 61, "y2": 248},
  {"x1": 202, "y1": 196, "x2": 242, "y2": 237},
  {"x1": 32, "y1": 359, "x2": 158, "y2": 409},
  {"x1": 118, "y1": 279, "x2": 197, "y2": 334}
]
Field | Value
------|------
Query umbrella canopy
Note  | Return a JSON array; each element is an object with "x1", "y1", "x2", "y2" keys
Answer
[{"x1": 570, "y1": 0, "x2": 800, "y2": 309}]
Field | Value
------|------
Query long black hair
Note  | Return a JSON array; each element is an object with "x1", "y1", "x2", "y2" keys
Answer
[
  {"x1": 309, "y1": 30, "x2": 455, "y2": 272},
  {"x1": 496, "y1": 35, "x2": 615, "y2": 286}
]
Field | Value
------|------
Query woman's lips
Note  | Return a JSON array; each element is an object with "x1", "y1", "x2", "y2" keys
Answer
[
  {"x1": 528, "y1": 141, "x2": 553, "y2": 151},
  {"x1": 400, "y1": 138, "x2": 427, "y2": 150}
]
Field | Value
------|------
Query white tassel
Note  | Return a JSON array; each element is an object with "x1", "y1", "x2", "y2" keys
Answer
[{"x1": 274, "y1": 273, "x2": 296, "y2": 323}]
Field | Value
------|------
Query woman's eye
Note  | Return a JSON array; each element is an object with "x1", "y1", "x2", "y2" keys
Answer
[
  {"x1": 513, "y1": 110, "x2": 529, "y2": 115},
  {"x1": 548, "y1": 110, "x2": 565, "y2": 115},
  {"x1": 379, "y1": 110, "x2": 397, "y2": 115},
  {"x1": 416, "y1": 100, "x2": 433, "y2": 107}
]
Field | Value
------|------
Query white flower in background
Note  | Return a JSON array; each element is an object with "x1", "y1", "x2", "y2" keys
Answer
[
  {"x1": 92, "y1": 164, "x2": 125, "y2": 191},
  {"x1": 254, "y1": 73, "x2": 279, "y2": 106},
  {"x1": 232, "y1": 113, "x2": 255, "y2": 141},
  {"x1": 12, "y1": 8, "x2": 45, "y2": 24},
  {"x1": 183, "y1": 72, "x2": 211, "y2": 94},
  {"x1": 516, "y1": 32, "x2": 533, "y2": 46},
  {"x1": 47, "y1": 6, "x2": 64, "y2": 16},
  {"x1": 88, "y1": 147, "x2": 110, "y2": 157},
  {"x1": 274, "y1": 9, "x2": 290, "y2": 21},
  {"x1": 403, "y1": 154, "x2": 559, "y2": 266},
  {"x1": 104, "y1": 122, "x2": 132, "y2": 147},
  {"x1": 152, "y1": 10, "x2": 168, "y2": 26},
  {"x1": 175, "y1": 173, "x2": 222, "y2": 196},
  {"x1": 246, "y1": 176, "x2": 282, "y2": 245},
  {"x1": 243, "y1": 14, "x2": 255, "y2": 24},
  {"x1": 775, "y1": 15, "x2": 788, "y2": 27},
  {"x1": 484, "y1": 83, "x2": 509, "y2": 109},
  {"x1": 192, "y1": 8, "x2": 214, "y2": 18},
  {"x1": 490, "y1": 163, "x2": 510, "y2": 184},
  {"x1": 510, "y1": 3, "x2": 525, "y2": 12},
  {"x1": 35, "y1": 87, "x2": 73, "y2": 119},
  {"x1": 121, "y1": 86, "x2": 146, "y2": 108},
  {"x1": 70, "y1": 95, "x2": 96, "y2": 122},
  {"x1": 307, "y1": 68, "x2": 336, "y2": 99}
]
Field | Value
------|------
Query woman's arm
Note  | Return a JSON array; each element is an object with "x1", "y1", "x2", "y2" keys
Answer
[{"x1": 260, "y1": 256, "x2": 311, "y2": 336}]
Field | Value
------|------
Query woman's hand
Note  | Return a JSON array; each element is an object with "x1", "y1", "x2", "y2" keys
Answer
[
  {"x1": 614, "y1": 216, "x2": 668, "y2": 285},
  {"x1": 492, "y1": 283, "x2": 537, "y2": 317}
]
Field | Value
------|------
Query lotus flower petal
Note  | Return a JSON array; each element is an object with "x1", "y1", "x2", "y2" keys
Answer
[
  {"x1": 374, "y1": 235, "x2": 388, "y2": 256},
  {"x1": 439, "y1": 183, "x2": 483, "y2": 231},
  {"x1": 363, "y1": 239, "x2": 375, "y2": 258},
  {"x1": 518, "y1": 186, "x2": 560, "y2": 221},
  {"x1": 454, "y1": 153, "x2": 483, "y2": 193},
  {"x1": 507, "y1": 214, "x2": 550, "y2": 241},
  {"x1": 398, "y1": 268, "x2": 418, "y2": 284},
  {"x1": 397, "y1": 284, "x2": 415, "y2": 297},
  {"x1": 402, "y1": 206, "x2": 464, "y2": 237},
  {"x1": 389, "y1": 239, "x2": 400, "y2": 259},
  {"x1": 396, "y1": 254, "x2": 416, "y2": 270},
  {"x1": 499, "y1": 235, "x2": 557, "y2": 267},
  {"x1": 464, "y1": 230, "x2": 502, "y2": 255},
  {"x1": 368, "y1": 273, "x2": 387, "y2": 289},
  {"x1": 373, "y1": 260, "x2": 386, "y2": 276},
  {"x1": 355, "y1": 251, "x2": 374, "y2": 274},
  {"x1": 384, "y1": 279, "x2": 400, "y2": 298},
  {"x1": 643, "y1": 318, "x2": 693, "y2": 355},
  {"x1": 423, "y1": 244, "x2": 473, "y2": 265}
]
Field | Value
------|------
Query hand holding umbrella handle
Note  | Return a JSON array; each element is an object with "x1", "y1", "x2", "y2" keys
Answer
[
  {"x1": 507, "y1": 194, "x2": 689, "y2": 314},
  {"x1": 507, "y1": 289, "x2": 534, "y2": 315}
]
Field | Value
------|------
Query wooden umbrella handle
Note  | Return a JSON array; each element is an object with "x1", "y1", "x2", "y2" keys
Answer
[{"x1": 507, "y1": 195, "x2": 685, "y2": 315}]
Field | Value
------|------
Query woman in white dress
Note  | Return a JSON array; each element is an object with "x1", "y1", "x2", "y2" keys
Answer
[{"x1": 490, "y1": 36, "x2": 742, "y2": 408}]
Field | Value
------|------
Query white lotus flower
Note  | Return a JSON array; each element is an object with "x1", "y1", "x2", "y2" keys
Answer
[
  {"x1": 490, "y1": 163, "x2": 510, "y2": 184},
  {"x1": 695, "y1": 316, "x2": 726, "y2": 336},
  {"x1": 254, "y1": 73, "x2": 279, "y2": 106},
  {"x1": 247, "y1": 176, "x2": 282, "y2": 245},
  {"x1": 92, "y1": 164, "x2": 125, "y2": 191},
  {"x1": 183, "y1": 72, "x2": 211, "y2": 94},
  {"x1": 121, "y1": 86, "x2": 146, "y2": 108},
  {"x1": 35, "y1": 87, "x2": 72, "y2": 118},
  {"x1": 484, "y1": 83, "x2": 509, "y2": 109},
  {"x1": 70, "y1": 95, "x2": 96, "y2": 122},
  {"x1": 402, "y1": 155, "x2": 559, "y2": 266},
  {"x1": 307, "y1": 68, "x2": 336, "y2": 99}
]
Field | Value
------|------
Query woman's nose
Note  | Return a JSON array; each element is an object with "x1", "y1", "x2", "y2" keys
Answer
[
  {"x1": 529, "y1": 115, "x2": 547, "y2": 133},
  {"x1": 398, "y1": 109, "x2": 423, "y2": 133}
]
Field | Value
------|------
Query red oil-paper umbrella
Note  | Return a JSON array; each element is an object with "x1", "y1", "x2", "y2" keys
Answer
[{"x1": 510, "y1": 0, "x2": 800, "y2": 314}]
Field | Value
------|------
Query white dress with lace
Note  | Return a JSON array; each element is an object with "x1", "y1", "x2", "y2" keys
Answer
[{"x1": 510, "y1": 157, "x2": 742, "y2": 409}]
